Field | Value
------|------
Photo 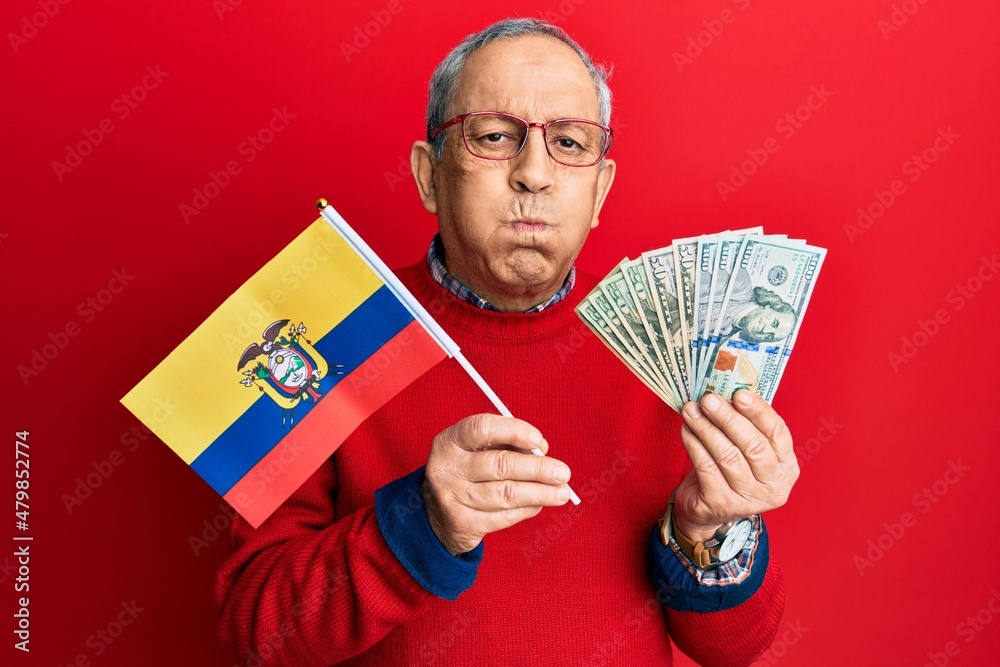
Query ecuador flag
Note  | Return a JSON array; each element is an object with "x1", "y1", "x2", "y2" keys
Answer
[{"x1": 122, "y1": 203, "x2": 458, "y2": 528}]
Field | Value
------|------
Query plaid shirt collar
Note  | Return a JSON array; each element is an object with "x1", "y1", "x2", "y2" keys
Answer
[{"x1": 426, "y1": 234, "x2": 576, "y2": 313}]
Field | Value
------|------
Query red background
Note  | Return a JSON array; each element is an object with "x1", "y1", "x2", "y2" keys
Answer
[{"x1": 4, "y1": 0, "x2": 999, "y2": 665}]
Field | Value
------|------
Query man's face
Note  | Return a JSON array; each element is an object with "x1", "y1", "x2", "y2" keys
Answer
[
  {"x1": 412, "y1": 34, "x2": 615, "y2": 310},
  {"x1": 736, "y1": 307, "x2": 795, "y2": 343}
]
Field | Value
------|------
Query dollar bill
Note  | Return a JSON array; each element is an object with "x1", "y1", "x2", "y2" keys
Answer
[
  {"x1": 701, "y1": 237, "x2": 826, "y2": 402},
  {"x1": 640, "y1": 247, "x2": 692, "y2": 402},
  {"x1": 600, "y1": 265, "x2": 682, "y2": 408},
  {"x1": 694, "y1": 236, "x2": 719, "y2": 380},
  {"x1": 671, "y1": 236, "x2": 699, "y2": 396},
  {"x1": 695, "y1": 227, "x2": 763, "y2": 391},
  {"x1": 693, "y1": 234, "x2": 749, "y2": 396},
  {"x1": 590, "y1": 290, "x2": 661, "y2": 388},
  {"x1": 621, "y1": 259, "x2": 687, "y2": 405},
  {"x1": 576, "y1": 294, "x2": 672, "y2": 404}
]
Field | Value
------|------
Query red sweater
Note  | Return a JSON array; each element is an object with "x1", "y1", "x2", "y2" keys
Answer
[{"x1": 214, "y1": 262, "x2": 784, "y2": 666}]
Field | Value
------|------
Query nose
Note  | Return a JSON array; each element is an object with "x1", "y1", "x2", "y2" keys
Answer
[{"x1": 508, "y1": 125, "x2": 555, "y2": 193}]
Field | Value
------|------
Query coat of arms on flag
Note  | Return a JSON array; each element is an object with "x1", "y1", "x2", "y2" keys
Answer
[{"x1": 237, "y1": 319, "x2": 344, "y2": 427}]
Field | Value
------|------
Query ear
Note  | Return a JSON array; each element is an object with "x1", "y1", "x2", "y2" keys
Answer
[
  {"x1": 589, "y1": 158, "x2": 616, "y2": 229},
  {"x1": 411, "y1": 141, "x2": 437, "y2": 215}
]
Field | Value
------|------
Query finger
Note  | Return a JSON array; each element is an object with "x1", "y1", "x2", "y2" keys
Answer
[
  {"x1": 731, "y1": 389, "x2": 795, "y2": 464},
  {"x1": 450, "y1": 414, "x2": 548, "y2": 455},
  {"x1": 473, "y1": 506, "x2": 545, "y2": 535},
  {"x1": 697, "y1": 393, "x2": 780, "y2": 482},
  {"x1": 427, "y1": 503, "x2": 545, "y2": 553},
  {"x1": 462, "y1": 479, "x2": 572, "y2": 511},
  {"x1": 681, "y1": 399, "x2": 755, "y2": 490},
  {"x1": 466, "y1": 449, "x2": 571, "y2": 486},
  {"x1": 678, "y1": 422, "x2": 730, "y2": 498}
]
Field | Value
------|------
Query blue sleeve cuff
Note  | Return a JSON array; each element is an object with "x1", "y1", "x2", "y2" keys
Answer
[
  {"x1": 374, "y1": 466, "x2": 483, "y2": 601},
  {"x1": 649, "y1": 515, "x2": 769, "y2": 613}
]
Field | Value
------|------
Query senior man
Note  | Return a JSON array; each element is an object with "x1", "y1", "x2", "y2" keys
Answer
[{"x1": 216, "y1": 18, "x2": 795, "y2": 667}]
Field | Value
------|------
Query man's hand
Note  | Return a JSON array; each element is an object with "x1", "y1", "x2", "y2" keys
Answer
[
  {"x1": 673, "y1": 389, "x2": 799, "y2": 542},
  {"x1": 423, "y1": 414, "x2": 573, "y2": 555}
]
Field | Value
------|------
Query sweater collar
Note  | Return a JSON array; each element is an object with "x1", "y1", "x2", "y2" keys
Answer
[
  {"x1": 399, "y1": 258, "x2": 598, "y2": 340},
  {"x1": 425, "y1": 234, "x2": 577, "y2": 313}
]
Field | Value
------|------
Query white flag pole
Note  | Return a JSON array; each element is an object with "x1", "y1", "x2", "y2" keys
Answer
[{"x1": 317, "y1": 200, "x2": 580, "y2": 505}]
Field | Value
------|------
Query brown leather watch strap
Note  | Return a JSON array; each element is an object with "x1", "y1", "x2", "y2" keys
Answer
[
  {"x1": 691, "y1": 538, "x2": 713, "y2": 569},
  {"x1": 665, "y1": 492, "x2": 714, "y2": 569}
]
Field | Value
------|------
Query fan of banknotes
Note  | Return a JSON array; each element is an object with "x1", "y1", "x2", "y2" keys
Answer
[{"x1": 576, "y1": 229, "x2": 826, "y2": 412}]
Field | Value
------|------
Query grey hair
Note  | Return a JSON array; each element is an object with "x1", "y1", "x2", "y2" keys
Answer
[{"x1": 426, "y1": 18, "x2": 613, "y2": 161}]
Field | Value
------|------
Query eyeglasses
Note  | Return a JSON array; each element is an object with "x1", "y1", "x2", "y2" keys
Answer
[{"x1": 431, "y1": 112, "x2": 613, "y2": 167}]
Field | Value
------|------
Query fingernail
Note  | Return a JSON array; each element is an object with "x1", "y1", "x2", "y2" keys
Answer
[
  {"x1": 553, "y1": 465, "x2": 570, "y2": 483},
  {"x1": 530, "y1": 430, "x2": 544, "y2": 447},
  {"x1": 736, "y1": 390, "x2": 753, "y2": 408},
  {"x1": 556, "y1": 486, "x2": 571, "y2": 502},
  {"x1": 685, "y1": 402, "x2": 702, "y2": 419},
  {"x1": 703, "y1": 394, "x2": 721, "y2": 411}
]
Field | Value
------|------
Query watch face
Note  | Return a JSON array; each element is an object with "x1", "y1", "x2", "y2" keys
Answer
[{"x1": 718, "y1": 519, "x2": 753, "y2": 561}]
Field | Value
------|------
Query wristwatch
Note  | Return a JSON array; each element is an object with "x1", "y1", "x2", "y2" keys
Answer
[{"x1": 660, "y1": 492, "x2": 753, "y2": 570}]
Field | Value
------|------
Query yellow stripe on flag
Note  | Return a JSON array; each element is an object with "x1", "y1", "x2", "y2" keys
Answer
[{"x1": 122, "y1": 219, "x2": 383, "y2": 463}]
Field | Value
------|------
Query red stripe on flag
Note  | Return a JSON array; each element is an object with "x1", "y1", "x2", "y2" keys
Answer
[{"x1": 224, "y1": 320, "x2": 448, "y2": 527}]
